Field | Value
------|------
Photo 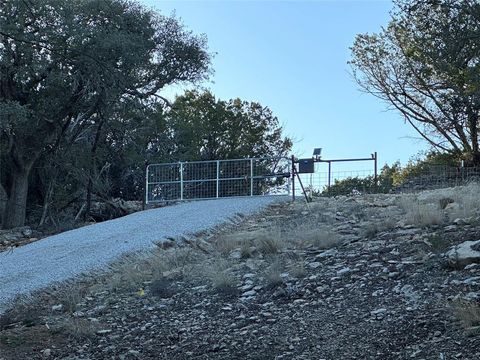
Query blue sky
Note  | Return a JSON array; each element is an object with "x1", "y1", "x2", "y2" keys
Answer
[{"x1": 141, "y1": 0, "x2": 428, "y2": 172}]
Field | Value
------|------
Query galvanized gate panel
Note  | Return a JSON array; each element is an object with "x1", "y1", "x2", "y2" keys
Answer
[{"x1": 146, "y1": 157, "x2": 291, "y2": 203}]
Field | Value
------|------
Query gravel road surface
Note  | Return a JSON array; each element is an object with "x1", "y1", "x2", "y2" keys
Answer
[{"x1": 0, "y1": 197, "x2": 286, "y2": 312}]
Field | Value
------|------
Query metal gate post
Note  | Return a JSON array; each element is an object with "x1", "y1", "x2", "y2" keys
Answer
[
  {"x1": 180, "y1": 162, "x2": 184, "y2": 200},
  {"x1": 250, "y1": 158, "x2": 254, "y2": 196},
  {"x1": 291, "y1": 155, "x2": 295, "y2": 201},
  {"x1": 287, "y1": 160, "x2": 291, "y2": 197},
  {"x1": 216, "y1": 160, "x2": 220, "y2": 198}
]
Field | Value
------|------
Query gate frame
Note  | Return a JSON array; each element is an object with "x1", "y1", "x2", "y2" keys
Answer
[{"x1": 145, "y1": 156, "x2": 291, "y2": 204}]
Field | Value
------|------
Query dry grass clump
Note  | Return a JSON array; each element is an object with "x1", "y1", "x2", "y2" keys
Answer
[
  {"x1": 452, "y1": 300, "x2": 480, "y2": 331},
  {"x1": 449, "y1": 182, "x2": 480, "y2": 220},
  {"x1": 0, "y1": 299, "x2": 43, "y2": 330},
  {"x1": 213, "y1": 231, "x2": 257, "y2": 257},
  {"x1": 360, "y1": 222, "x2": 380, "y2": 239},
  {"x1": 106, "y1": 254, "x2": 152, "y2": 292},
  {"x1": 206, "y1": 260, "x2": 238, "y2": 295},
  {"x1": 104, "y1": 247, "x2": 202, "y2": 294},
  {"x1": 55, "y1": 285, "x2": 87, "y2": 314},
  {"x1": 214, "y1": 234, "x2": 244, "y2": 256},
  {"x1": 397, "y1": 195, "x2": 444, "y2": 227},
  {"x1": 406, "y1": 203, "x2": 444, "y2": 227},
  {"x1": 295, "y1": 227, "x2": 342, "y2": 249},
  {"x1": 264, "y1": 260, "x2": 284, "y2": 288},
  {"x1": 360, "y1": 216, "x2": 397, "y2": 238},
  {"x1": 255, "y1": 228, "x2": 284, "y2": 255},
  {"x1": 151, "y1": 247, "x2": 201, "y2": 279},
  {"x1": 399, "y1": 182, "x2": 480, "y2": 225},
  {"x1": 57, "y1": 318, "x2": 99, "y2": 340},
  {"x1": 289, "y1": 262, "x2": 307, "y2": 279}
]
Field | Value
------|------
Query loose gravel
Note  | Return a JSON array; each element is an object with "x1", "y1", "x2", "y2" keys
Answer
[{"x1": 0, "y1": 196, "x2": 287, "y2": 312}]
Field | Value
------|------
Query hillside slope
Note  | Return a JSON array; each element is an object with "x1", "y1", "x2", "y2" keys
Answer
[{"x1": 1, "y1": 188, "x2": 480, "y2": 359}]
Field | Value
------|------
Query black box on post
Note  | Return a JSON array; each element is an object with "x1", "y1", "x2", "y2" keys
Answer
[{"x1": 298, "y1": 158, "x2": 314, "y2": 173}]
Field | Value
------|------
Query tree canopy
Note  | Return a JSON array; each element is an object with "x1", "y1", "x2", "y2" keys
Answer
[
  {"x1": 0, "y1": 0, "x2": 211, "y2": 228},
  {"x1": 166, "y1": 91, "x2": 292, "y2": 161},
  {"x1": 350, "y1": 0, "x2": 480, "y2": 164}
]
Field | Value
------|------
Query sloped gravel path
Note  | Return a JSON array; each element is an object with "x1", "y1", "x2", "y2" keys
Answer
[{"x1": 0, "y1": 197, "x2": 286, "y2": 312}]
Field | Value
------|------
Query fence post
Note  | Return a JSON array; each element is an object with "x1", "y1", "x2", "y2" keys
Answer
[
  {"x1": 180, "y1": 162, "x2": 184, "y2": 200},
  {"x1": 328, "y1": 161, "x2": 332, "y2": 190},
  {"x1": 216, "y1": 160, "x2": 220, "y2": 198},
  {"x1": 374, "y1": 151, "x2": 378, "y2": 187},
  {"x1": 250, "y1": 158, "x2": 254, "y2": 196}
]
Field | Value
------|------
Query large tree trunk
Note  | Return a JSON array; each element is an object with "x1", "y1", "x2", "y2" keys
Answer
[
  {"x1": 0, "y1": 183, "x2": 7, "y2": 227},
  {"x1": 467, "y1": 111, "x2": 480, "y2": 166},
  {"x1": 3, "y1": 166, "x2": 31, "y2": 229},
  {"x1": 84, "y1": 120, "x2": 104, "y2": 222}
]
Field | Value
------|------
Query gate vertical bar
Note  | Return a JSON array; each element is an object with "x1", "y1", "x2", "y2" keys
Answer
[
  {"x1": 250, "y1": 158, "x2": 254, "y2": 196},
  {"x1": 180, "y1": 162, "x2": 184, "y2": 200},
  {"x1": 145, "y1": 164, "x2": 150, "y2": 205},
  {"x1": 216, "y1": 160, "x2": 220, "y2": 198}
]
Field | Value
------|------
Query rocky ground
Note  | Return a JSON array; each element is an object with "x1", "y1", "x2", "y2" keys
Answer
[{"x1": 1, "y1": 187, "x2": 480, "y2": 359}]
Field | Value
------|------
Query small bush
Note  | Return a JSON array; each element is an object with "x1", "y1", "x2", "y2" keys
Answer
[
  {"x1": 149, "y1": 278, "x2": 176, "y2": 298},
  {"x1": 425, "y1": 234, "x2": 451, "y2": 252},
  {"x1": 0, "y1": 301, "x2": 42, "y2": 330}
]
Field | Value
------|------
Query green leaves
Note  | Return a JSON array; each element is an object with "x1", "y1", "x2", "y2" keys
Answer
[
  {"x1": 166, "y1": 90, "x2": 292, "y2": 161},
  {"x1": 0, "y1": 0, "x2": 211, "y2": 227},
  {"x1": 350, "y1": 0, "x2": 480, "y2": 161}
]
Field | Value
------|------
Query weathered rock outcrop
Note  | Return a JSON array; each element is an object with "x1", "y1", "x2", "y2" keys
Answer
[{"x1": 445, "y1": 240, "x2": 480, "y2": 268}]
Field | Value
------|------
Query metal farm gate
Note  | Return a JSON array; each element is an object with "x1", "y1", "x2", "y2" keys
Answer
[{"x1": 146, "y1": 157, "x2": 291, "y2": 203}]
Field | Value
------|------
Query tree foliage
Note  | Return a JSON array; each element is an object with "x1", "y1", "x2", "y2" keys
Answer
[
  {"x1": 321, "y1": 164, "x2": 398, "y2": 196},
  {"x1": 166, "y1": 91, "x2": 292, "y2": 161},
  {"x1": 350, "y1": 0, "x2": 480, "y2": 164},
  {"x1": 0, "y1": 0, "x2": 210, "y2": 228},
  {"x1": 321, "y1": 151, "x2": 464, "y2": 196}
]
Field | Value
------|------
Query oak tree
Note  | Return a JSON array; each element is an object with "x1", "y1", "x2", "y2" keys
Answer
[
  {"x1": 0, "y1": 0, "x2": 210, "y2": 227},
  {"x1": 350, "y1": 0, "x2": 480, "y2": 164}
]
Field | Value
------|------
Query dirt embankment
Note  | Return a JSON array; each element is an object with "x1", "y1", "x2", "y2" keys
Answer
[{"x1": 1, "y1": 187, "x2": 480, "y2": 359}]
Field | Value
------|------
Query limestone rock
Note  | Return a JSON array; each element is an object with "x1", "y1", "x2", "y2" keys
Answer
[{"x1": 445, "y1": 240, "x2": 480, "y2": 268}]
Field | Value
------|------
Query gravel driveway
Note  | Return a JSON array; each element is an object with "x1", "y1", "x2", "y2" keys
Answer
[{"x1": 0, "y1": 197, "x2": 286, "y2": 312}]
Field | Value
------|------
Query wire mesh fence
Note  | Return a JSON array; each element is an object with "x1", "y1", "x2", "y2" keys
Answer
[
  {"x1": 147, "y1": 156, "x2": 480, "y2": 202},
  {"x1": 393, "y1": 165, "x2": 480, "y2": 193},
  {"x1": 296, "y1": 165, "x2": 480, "y2": 197},
  {"x1": 295, "y1": 169, "x2": 374, "y2": 196},
  {"x1": 146, "y1": 157, "x2": 291, "y2": 203}
]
